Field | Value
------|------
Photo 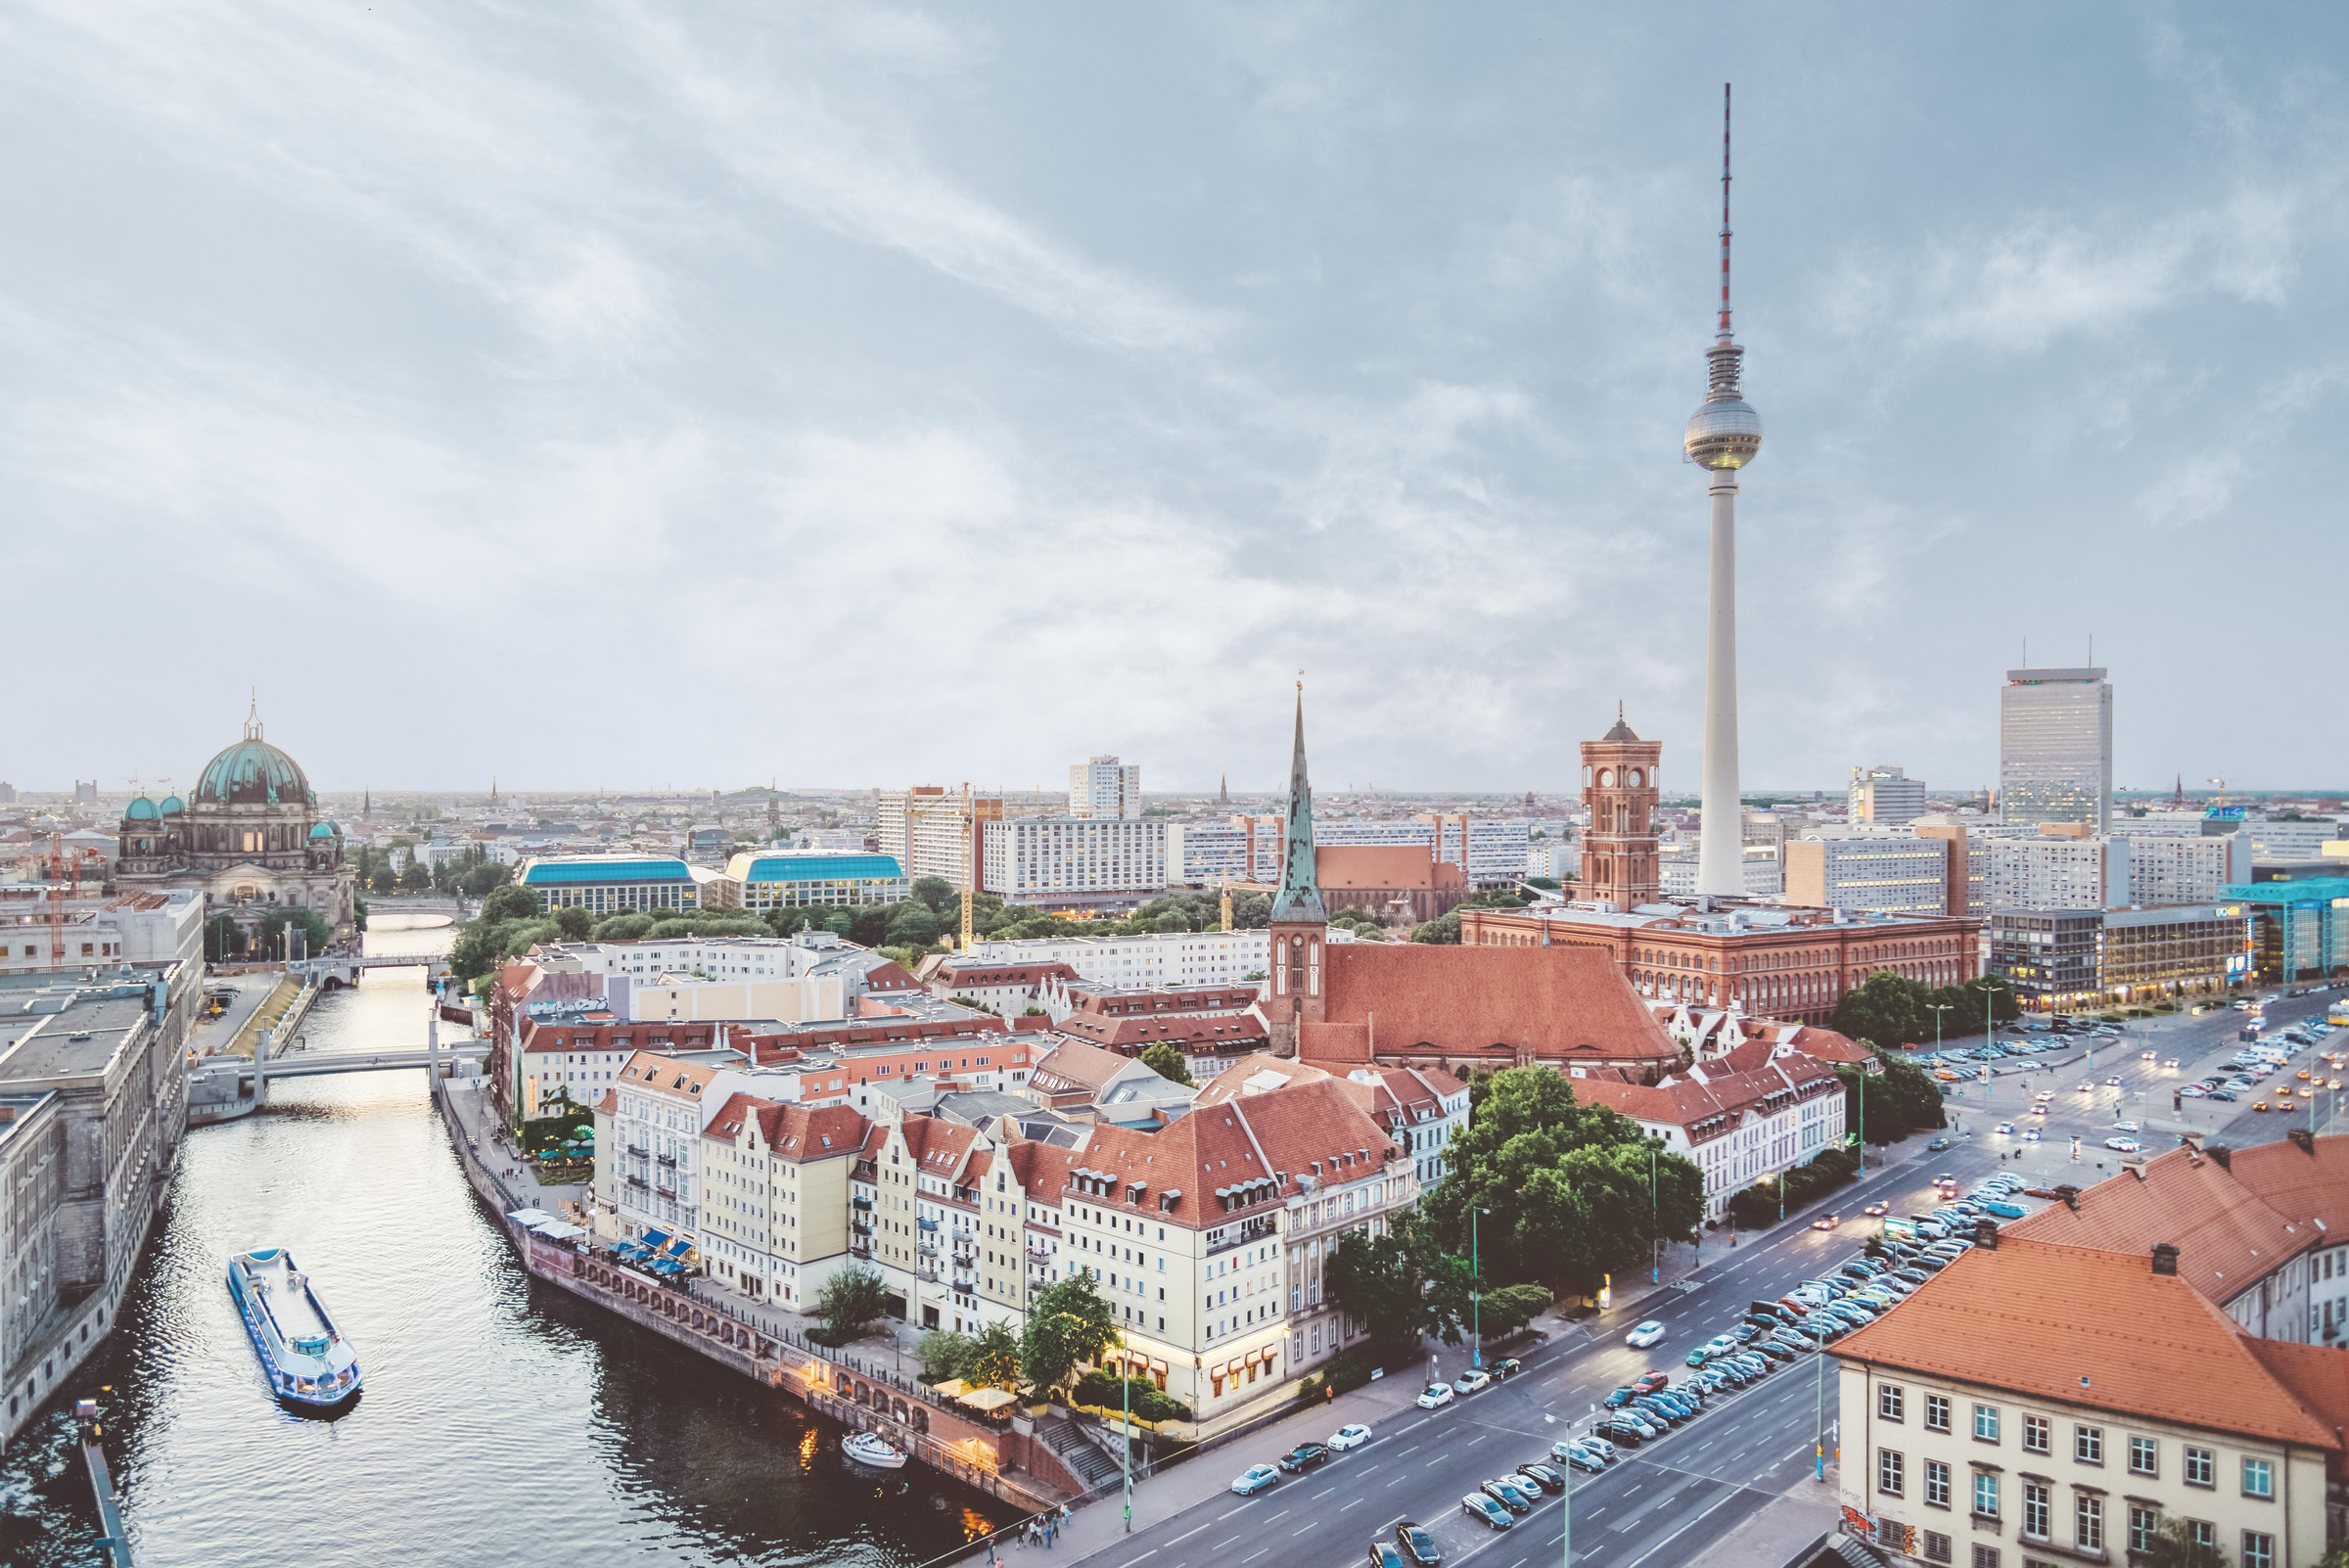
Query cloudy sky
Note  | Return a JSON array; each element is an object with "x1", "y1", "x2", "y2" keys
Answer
[{"x1": 4, "y1": 4, "x2": 2341, "y2": 799}]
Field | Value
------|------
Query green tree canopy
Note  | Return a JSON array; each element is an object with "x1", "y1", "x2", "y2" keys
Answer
[
  {"x1": 479, "y1": 885, "x2": 539, "y2": 924},
  {"x1": 1137, "y1": 1042, "x2": 1195, "y2": 1086},
  {"x1": 1421, "y1": 1067, "x2": 1704, "y2": 1294},
  {"x1": 1020, "y1": 1272, "x2": 1122, "y2": 1396},
  {"x1": 1833, "y1": 969, "x2": 1926, "y2": 1046},
  {"x1": 550, "y1": 904, "x2": 595, "y2": 940},
  {"x1": 1323, "y1": 1209, "x2": 1474, "y2": 1356},
  {"x1": 814, "y1": 1265, "x2": 891, "y2": 1340}
]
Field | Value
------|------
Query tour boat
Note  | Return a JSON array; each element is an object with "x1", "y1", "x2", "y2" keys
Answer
[
  {"x1": 227, "y1": 1246, "x2": 363, "y2": 1409},
  {"x1": 843, "y1": 1431, "x2": 908, "y2": 1469}
]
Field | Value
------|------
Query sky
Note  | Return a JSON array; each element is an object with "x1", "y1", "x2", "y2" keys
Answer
[{"x1": 3, "y1": 3, "x2": 2343, "y2": 800}]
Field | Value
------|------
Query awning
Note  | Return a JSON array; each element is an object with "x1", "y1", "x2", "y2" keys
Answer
[
  {"x1": 531, "y1": 1221, "x2": 588, "y2": 1241},
  {"x1": 638, "y1": 1228, "x2": 673, "y2": 1251},
  {"x1": 960, "y1": 1387, "x2": 1020, "y2": 1411},
  {"x1": 932, "y1": 1377, "x2": 973, "y2": 1398},
  {"x1": 507, "y1": 1208, "x2": 558, "y2": 1227}
]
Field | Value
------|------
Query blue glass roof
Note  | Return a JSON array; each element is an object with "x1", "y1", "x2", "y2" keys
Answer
[
  {"x1": 739, "y1": 853, "x2": 905, "y2": 883},
  {"x1": 524, "y1": 857, "x2": 693, "y2": 885}
]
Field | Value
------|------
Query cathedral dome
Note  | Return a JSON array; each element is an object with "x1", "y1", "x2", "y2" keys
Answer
[
  {"x1": 195, "y1": 738, "x2": 311, "y2": 807},
  {"x1": 160, "y1": 794, "x2": 184, "y2": 814},
  {"x1": 124, "y1": 795, "x2": 159, "y2": 821},
  {"x1": 309, "y1": 820, "x2": 338, "y2": 839}
]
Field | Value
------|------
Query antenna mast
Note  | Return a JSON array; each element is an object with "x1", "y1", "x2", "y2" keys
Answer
[{"x1": 1719, "y1": 81, "x2": 1733, "y2": 343}]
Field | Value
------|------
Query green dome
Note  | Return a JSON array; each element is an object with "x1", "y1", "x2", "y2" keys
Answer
[
  {"x1": 124, "y1": 796, "x2": 160, "y2": 821},
  {"x1": 194, "y1": 738, "x2": 311, "y2": 807},
  {"x1": 309, "y1": 820, "x2": 338, "y2": 839},
  {"x1": 160, "y1": 794, "x2": 184, "y2": 814}
]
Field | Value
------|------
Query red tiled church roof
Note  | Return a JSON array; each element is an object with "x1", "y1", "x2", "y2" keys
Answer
[{"x1": 1297, "y1": 944, "x2": 1681, "y2": 1068}]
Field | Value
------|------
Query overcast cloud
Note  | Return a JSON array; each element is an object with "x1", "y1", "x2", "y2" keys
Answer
[{"x1": 3, "y1": 3, "x2": 2341, "y2": 797}]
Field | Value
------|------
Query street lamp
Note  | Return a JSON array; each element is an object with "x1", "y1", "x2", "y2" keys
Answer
[
  {"x1": 1650, "y1": 1148, "x2": 1660, "y2": 1284},
  {"x1": 1471, "y1": 1208, "x2": 1489, "y2": 1368}
]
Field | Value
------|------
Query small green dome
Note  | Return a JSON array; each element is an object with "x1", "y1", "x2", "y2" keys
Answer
[
  {"x1": 160, "y1": 794, "x2": 184, "y2": 814},
  {"x1": 124, "y1": 796, "x2": 160, "y2": 821},
  {"x1": 309, "y1": 820, "x2": 338, "y2": 840}
]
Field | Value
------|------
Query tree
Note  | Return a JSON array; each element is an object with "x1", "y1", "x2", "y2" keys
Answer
[
  {"x1": 1834, "y1": 970, "x2": 1926, "y2": 1046},
  {"x1": 550, "y1": 904, "x2": 595, "y2": 940},
  {"x1": 204, "y1": 915, "x2": 242, "y2": 962},
  {"x1": 971, "y1": 1319, "x2": 1021, "y2": 1390},
  {"x1": 1410, "y1": 911, "x2": 1462, "y2": 944},
  {"x1": 2142, "y1": 1516, "x2": 2230, "y2": 1568},
  {"x1": 479, "y1": 885, "x2": 539, "y2": 923},
  {"x1": 592, "y1": 912, "x2": 656, "y2": 942},
  {"x1": 398, "y1": 862, "x2": 431, "y2": 892},
  {"x1": 1020, "y1": 1272, "x2": 1122, "y2": 1397},
  {"x1": 257, "y1": 907, "x2": 333, "y2": 959},
  {"x1": 459, "y1": 859, "x2": 513, "y2": 897},
  {"x1": 1420, "y1": 1067, "x2": 1704, "y2": 1296},
  {"x1": 1137, "y1": 1042, "x2": 1195, "y2": 1086},
  {"x1": 917, "y1": 1329, "x2": 977, "y2": 1382},
  {"x1": 1325, "y1": 1214, "x2": 1461, "y2": 1356},
  {"x1": 1478, "y1": 1283, "x2": 1555, "y2": 1337},
  {"x1": 813, "y1": 1265, "x2": 890, "y2": 1341}
]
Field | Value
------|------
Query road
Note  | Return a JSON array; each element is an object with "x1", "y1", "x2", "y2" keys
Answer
[{"x1": 1102, "y1": 989, "x2": 2343, "y2": 1568}]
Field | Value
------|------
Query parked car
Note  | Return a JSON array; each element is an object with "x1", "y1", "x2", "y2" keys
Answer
[
  {"x1": 1594, "y1": 1418, "x2": 1646, "y2": 1448},
  {"x1": 1232, "y1": 1464, "x2": 1280, "y2": 1496},
  {"x1": 1278, "y1": 1442, "x2": 1331, "y2": 1474},
  {"x1": 1515, "y1": 1462, "x2": 1566, "y2": 1494},
  {"x1": 1330, "y1": 1423, "x2": 1373, "y2": 1452},
  {"x1": 1625, "y1": 1320, "x2": 1668, "y2": 1349},
  {"x1": 1632, "y1": 1371, "x2": 1672, "y2": 1394},
  {"x1": 1416, "y1": 1384, "x2": 1454, "y2": 1410},
  {"x1": 1555, "y1": 1442, "x2": 1608, "y2": 1474},
  {"x1": 1369, "y1": 1545, "x2": 1409, "y2": 1568},
  {"x1": 1461, "y1": 1493, "x2": 1514, "y2": 1531},
  {"x1": 1490, "y1": 1358, "x2": 1522, "y2": 1382},
  {"x1": 1479, "y1": 1478, "x2": 1535, "y2": 1515},
  {"x1": 1452, "y1": 1369, "x2": 1491, "y2": 1396},
  {"x1": 1395, "y1": 1522, "x2": 1443, "y2": 1567}
]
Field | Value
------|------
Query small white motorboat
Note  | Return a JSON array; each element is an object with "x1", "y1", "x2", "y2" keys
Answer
[{"x1": 843, "y1": 1431, "x2": 908, "y2": 1469}]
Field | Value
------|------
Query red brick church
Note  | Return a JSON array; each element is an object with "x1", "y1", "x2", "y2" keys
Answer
[{"x1": 1253, "y1": 689, "x2": 1683, "y2": 1084}]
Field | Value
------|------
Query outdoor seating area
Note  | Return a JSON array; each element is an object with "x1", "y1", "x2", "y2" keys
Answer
[{"x1": 615, "y1": 1228, "x2": 695, "y2": 1278}]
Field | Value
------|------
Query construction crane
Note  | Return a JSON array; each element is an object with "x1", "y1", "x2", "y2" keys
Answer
[
  {"x1": 1218, "y1": 879, "x2": 1278, "y2": 932},
  {"x1": 41, "y1": 831, "x2": 107, "y2": 969},
  {"x1": 960, "y1": 783, "x2": 975, "y2": 952}
]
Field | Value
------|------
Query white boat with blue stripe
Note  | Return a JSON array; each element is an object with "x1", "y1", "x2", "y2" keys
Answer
[{"x1": 228, "y1": 1246, "x2": 363, "y2": 1409}]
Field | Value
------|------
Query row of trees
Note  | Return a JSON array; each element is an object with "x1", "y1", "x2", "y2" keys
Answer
[
  {"x1": 1839, "y1": 1047, "x2": 1952, "y2": 1147},
  {"x1": 1833, "y1": 970, "x2": 2021, "y2": 1049},
  {"x1": 810, "y1": 1268, "x2": 1128, "y2": 1408},
  {"x1": 1407, "y1": 888, "x2": 1538, "y2": 945}
]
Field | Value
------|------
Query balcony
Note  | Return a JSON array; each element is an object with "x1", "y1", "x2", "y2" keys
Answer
[
  {"x1": 625, "y1": 1174, "x2": 649, "y2": 1190},
  {"x1": 851, "y1": 1222, "x2": 872, "y2": 1237},
  {"x1": 850, "y1": 1244, "x2": 873, "y2": 1262},
  {"x1": 624, "y1": 1143, "x2": 650, "y2": 1160},
  {"x1": 655, "y1": 1185, "x2": 677, "y2": 1202},
  {"x1": 952, "y1": 1278, "x2": 977, "y2": 1296},
  {"x1": 656, "y1": 1153, "x2": 677, "y2": 1169}
]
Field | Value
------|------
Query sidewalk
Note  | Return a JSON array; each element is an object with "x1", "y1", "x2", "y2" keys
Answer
[{"x1": 441, "y1": 1080, "x2": 585, "y2": 1221}]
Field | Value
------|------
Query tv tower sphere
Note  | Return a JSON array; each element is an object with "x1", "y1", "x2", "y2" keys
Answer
[{"x1": 1683, "y1": 368, "x2": 1762, "y2": 470}]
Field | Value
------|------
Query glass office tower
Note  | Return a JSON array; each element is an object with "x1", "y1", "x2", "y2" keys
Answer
[{"x1": 1999, "y1": 667, "x2": 2112, "y2": 834}]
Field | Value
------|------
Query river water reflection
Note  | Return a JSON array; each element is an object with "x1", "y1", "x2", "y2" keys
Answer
[{"x1": 3, "y1": 914, "x2": 1002, "y2": 1566}]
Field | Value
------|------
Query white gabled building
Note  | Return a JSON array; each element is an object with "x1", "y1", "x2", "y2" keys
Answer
[{"x1": 1569, "y1": 1043, "x2": 1848, "y2": 1221}]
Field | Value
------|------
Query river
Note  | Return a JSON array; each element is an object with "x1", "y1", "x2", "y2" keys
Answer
[{"x1": 2, "y1": 914, "x2": 1006, "y2": 1566}]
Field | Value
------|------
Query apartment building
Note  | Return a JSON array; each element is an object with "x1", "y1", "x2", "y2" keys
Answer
[
  {"x1": 1837, "y1": 1231, "x2": 2341, "y2": 1568},
  {"x1": 876, "y1": 788, "x2": 1000, "y2": 889},
  {"x1": 964, "y1": 929, "x2": 1271, "y2": 991},
  {"x1": 2127, "y1": 832, "x2": 2253, "y2": 905},
  {"x1": 1983, "y1": 835, "x2": 2129, "y2": 911},
  {"x1": 1784, "y1": 832, "x2": 1953, "y2": 915},
  {"x1": 1195, "y1": 1054, "x2": 1469, "y2": 1196},
  {"x1": 608, "y1": 1051, "x2": 730, "y2": 1250},
  {"x1": 697, "y1": 1097, "x2": 866, "y2": 1308},
  {"x1": 1166, "y1": 815, "x2": 1527, "y2": 889},
  {"x1": 1166, "y1": 816, "x2": 1285, "y2": 886},
  {"x1": 1568, "y1": 1043, "x2": 1846, "y2": 1221},
  {"x1": 1069, "y1": 757, "x2": 1143, "y2": 819},
  {"x1": 1849, "y1": 765, "x2": 1928, "y2": 825},
  {"x1": 982, "y1": 815, "x2": 1168, "y2": 907}
]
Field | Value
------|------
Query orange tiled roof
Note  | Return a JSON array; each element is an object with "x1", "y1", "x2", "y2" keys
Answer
[
  {"x1": 1835, "y1": 1234, "x2": 2342, "y2": 1452},
  {"x1": 2004, "y1": 1141, "x2": 2316, "y2": 1305},
  {"x1": 1302, "y1": 944, "x2": 1680, "y2": 1066}
]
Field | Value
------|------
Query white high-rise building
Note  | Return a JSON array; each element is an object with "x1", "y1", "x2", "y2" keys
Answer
[
  {"x1": 1984, "y1": 834, "x2": 2129, "y2": 911},
  {"x1": 1683, "y1": 87, "x2": 1763, "y2": 899},
  {"x1": 2125, "y1": 832, "x2": 2251, "y2": 905},
  {"x1": 982, "y1": 816, "x2": 1166, "y2": 905},
  {"x1": 1068, "y1": 756, "x2": 1142, "y2": 819},
  {"x1": 1848, "y1": 765, "x2": 1927, "y2": 825},
  {"x1": 1999, "y1": 667, "x2": 2113, "y2": 835},
  {"x1": 876, "y1": 787, "x2": 998, "y2": 889}
]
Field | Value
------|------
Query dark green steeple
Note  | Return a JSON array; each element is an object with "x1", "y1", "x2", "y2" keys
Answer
[{"x1": 1269, "y1": 683, "x2": 1326, "y2": 924}]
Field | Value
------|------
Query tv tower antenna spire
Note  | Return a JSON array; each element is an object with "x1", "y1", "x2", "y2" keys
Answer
[{"x1": 1684, "y1": 82, "x2": 1763, "y2": 900}]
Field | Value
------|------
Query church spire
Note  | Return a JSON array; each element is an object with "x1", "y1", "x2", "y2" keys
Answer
[{"x1": 1269, "y1": 677, "x2": 1326, "y2": 924}]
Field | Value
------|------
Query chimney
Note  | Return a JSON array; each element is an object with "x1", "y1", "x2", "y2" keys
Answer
[
  {"x1": 2152, "y1": 1243, "x2": 2180, "y2": 1277},
  {"x1": 2055, "y1": 1184, "x2": 2081, "y2": 1211},
  {"x1": 2208, "y1": 1144, "x2": 2232, "y2": 1171},
  {"x1": 2289, "y1": 1129, "x2": 2316, "y2": 1156},
  {"x1": 1974, "y1": 1217, "x2": 2000, "y2": 1250}
]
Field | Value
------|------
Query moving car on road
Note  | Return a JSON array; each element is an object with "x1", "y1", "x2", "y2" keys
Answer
[{"x1": 1626, "y1": 1319, "x2": 1668, "y2": 1348}]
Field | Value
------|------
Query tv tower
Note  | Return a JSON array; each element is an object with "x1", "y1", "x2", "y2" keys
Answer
[{"x1": 1684, "y1": 83, "x2": 1763, "y2": 899}]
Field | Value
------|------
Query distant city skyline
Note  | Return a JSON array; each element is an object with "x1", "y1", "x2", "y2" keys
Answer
[{"x1": 3, "y1": 8, "x2": 2342, "y2": 792}]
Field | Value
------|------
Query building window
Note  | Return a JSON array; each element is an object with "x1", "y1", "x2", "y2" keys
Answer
[
  {"x1": 2074, "y1": 1425, "x2": 2102, "y2": 1465},
  {"x1": 1925, "y1": 1394, "x2": 1951, "y2": 1433},
  {"x1": 1974, "y1": 1405, "x2": 2001, "y2": 1443},
  {"x1": 2074, "y1": 1495, "x2": 2101, "y2": 1552},
  {"x1": 1880, "y1": 1384, "x2": 1906, "y2": 1421},
  {"x1": 1878, "y1": 1449, "x2": 1904, "y2": 1497},
  {"x1": 2021, "y1": 1414, "x2": 2050, "y2": 1454},
  {"x1": 2241, "y1": 1456, "x2": 2273, "y2": 1499},
  {"x1": 2128, "y1": 1505, "x2": 2157, "y2": 1555},
  {"x1": 1972, "y1": 1546, "x2": 2000, "y2": 1568},
  {"x1": 1921, "y1": 1530, "x2": 1951, "y2": 1564},
  {"x1": 1972, "y1": 1472, "x2": 1999, "y2": 1519},
  {"x1": 2241, "y1": 1532, "x2": 2274, "y2": 1568},
  {"x1": 2184, "y1": 1446, "x2": 2215, "y2": 1488},
  {"x1": 1924, "y1": 1458, "x2": 1950, "y2": 1508},
  {"x1": 2128, "y1": 1435, "x2": 2156, "y2": 1477},
  {"x1": 2022, "y1": 1483, "x2": 2049, "y2": 1540}
]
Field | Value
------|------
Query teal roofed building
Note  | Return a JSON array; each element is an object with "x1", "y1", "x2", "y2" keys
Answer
[
  {"x1": 520, "y1": 854, "x2": 704, "y2": 916},
  {"x1": 718, "y1": 851, "x2": 909, "y2": 912}
]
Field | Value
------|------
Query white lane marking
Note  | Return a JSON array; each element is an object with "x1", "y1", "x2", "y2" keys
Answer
[
  {"x1": 1616, "y1": 1489, "x2": 1738, "y2": 1568},
  {"x1": 1340, "y1": 1499, "x2": 1365, "y2": 1512},
  {"x1": 1167, "y1": 1524, "x2": 1211, "y2": 1545},
  {"x1": 1115, "y1": 1553, "x2": 1157, "y2": 1568}
]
